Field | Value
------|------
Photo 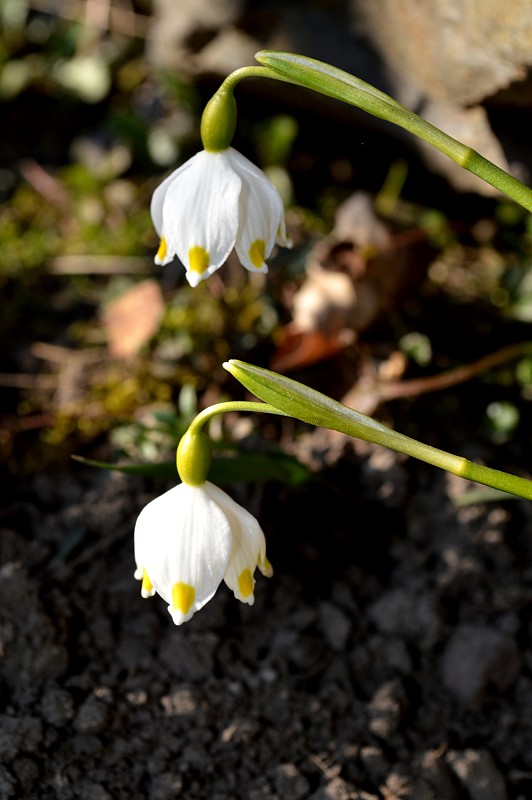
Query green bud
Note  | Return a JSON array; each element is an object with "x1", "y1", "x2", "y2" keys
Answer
[
  {"x1": 176, "y1": 430, "x2": 212, "y2": 486},
  {"x1": 200, "y1": 88, "x2": 237, "y2": 152}
]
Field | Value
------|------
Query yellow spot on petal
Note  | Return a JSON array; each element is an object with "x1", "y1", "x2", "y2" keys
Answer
[
  {"x1": 142, "y1": 568, "x2": 153, "y2": 594},
  {"x1": 248, "y1": 238, "x2": 265, "y2": 268},
  {"x1": 172, "y1": 582, "x2": 196, "y2": 615},
  {"x1": 156, "y1": 237, "x2": 167, "y2": 261},
  {"x1": 189, "y1": 245, "x2": 210, "y2": 274},
  {"x1": 238, "y1": 569, "x2": 254, "y2": 598}
]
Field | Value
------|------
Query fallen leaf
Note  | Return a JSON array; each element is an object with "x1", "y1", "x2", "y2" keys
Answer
[{"x1": 103, "y1": 279, "x2": 164, "y2": 358}]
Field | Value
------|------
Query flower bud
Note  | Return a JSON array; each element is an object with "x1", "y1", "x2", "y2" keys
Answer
[
  {"x1": 200, "y1": 88, "x2": 237, "y2": 152},
  {"x1": 176, "y1": 430, "x2": 212, "y2": 486}
]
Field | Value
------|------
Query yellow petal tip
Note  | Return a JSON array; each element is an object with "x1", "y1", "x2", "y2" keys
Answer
[
  {"x1": 189, "y1": 245, "x2": 210, "y2": 275},
  {"x1": 237, "y1": 568, "x2": 254, "y2": 599},
  {"x1": 172, "y1": 582, "x2": 196, "y2": 615},
  {"x1": 248, "y1": 238, "x2": 265, "y2": 269},
  {"x1": 156, "y1": 236, "x2": 167, "y2": 262}
]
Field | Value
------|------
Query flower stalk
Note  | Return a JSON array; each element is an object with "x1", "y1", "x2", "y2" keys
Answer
[
  {"x1": 223, "y1": 360, "x2": 532, "y2": 501},
  {"x1": 253, "y1": 50, "x2": 532, "y2": 213}
]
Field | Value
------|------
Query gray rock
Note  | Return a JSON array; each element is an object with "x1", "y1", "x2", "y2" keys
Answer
[
  {"x1": 273, "y1": 763, "x2": 311, "y2": 800},
  {"x1": 446, "y1": 749, "x2": 508, "y2": 800},
  {"x1": 368, "y1": 589, "x2": 441, "y2": 649},
  {"x1": 74, "y1": 696, "x2": 109, "y2": 734},
  {"x1": 78, "y1": 781, "x2": 113, "y2": 800},
  {"x1": 355, "y1": 0, "x2": 532, "y2": 107},
  {"x1": 360, "y1": 745, "x2": 388, "y2": 783},
  {"x1": 319, "y1": 601, "x2": 352, "y2": 651},
  {"x1": 12, "y1": 756, "x2": 39, "y2": 793},
  {"x1": 353, "y1": 0, "x2": 532, "y2": 192},
  {"x1": 0, "y1": 766, "x2": 16, "y2": 799},
  {"x1": 158, "y1": 631, "x2": 218, "y2": 681},
  {"x1": 442, "y1": 624, "x2": 521, "y2": 705},
  {"x1": 418, "y1": 749, "x2": 459, "y2": 799},
  {"x1": 40, "y1": 684, "x2": 75, "y2": 727},
  {"x1": 367, "y1": 679, "x2": 406, "y2": 739},
  {"x1": 0, "y1": 716, "x2": 42, "y2": 762}
]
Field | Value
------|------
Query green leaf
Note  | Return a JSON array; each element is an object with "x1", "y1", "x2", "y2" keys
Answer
[{"x1": 72, "y1": 449, "x2": 311, "y2": 486}]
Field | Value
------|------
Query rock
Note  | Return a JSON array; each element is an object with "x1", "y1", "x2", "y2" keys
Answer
[
  {"x1": 74, "y1": 696, "x2": 109, "y2": 734},
  {"x1": 354, "y1": 0, "x2": 532, "y2": 107},
  {"x1": 158, "y1": 631, "x2": 218, "y2": 681},
  {"x1": 147, "y1": 0, "x2": 244, "y2": 73},
  {"x1": 353, "y1": 0, "x2": 532, "y2": 191},
  {"x1": 40, "y1": 684, "x2": 75, "y2": 727},
  {"x1": 368, "y1": 589, "x2": 441, "y2": 649},
  {"x1": 0, "y1": 564, "x2": 69, "y2": 693},
  {"x1": 0, "y1": 716, "x2": 43, "y2": 763},
  {"x1": 310, "y1": 775, "x2": 374, "y2": 799},
  {"x1": 149, "y1": 772, "x2": 184, "y2": 800},
  {"x1": 273, "y1": 763, "x2": 311, "y2": 800},
  {"x1": 360, "y1": 745, "x2": 388, "y2": 784},
  {"x1": 381, "y1": 770, "x2": 436, "y2": 800},
  {"x1": 446, "y1": 749, "x2": 508, "y2": 800},
  {"x1": 12, "y1": 756, "x2": 39, "y2": 793},
  {"x1": 77, "y1": 781, "x2": 113, "y2": 800},
  {"x1": 418, "y1": 749, "x2": 458, "y2": 799},
  {"x1": 367, "y1": 679, "x2": 406, "y2": 740},
  {"x1": 0, "y1": 766, "x2": 17, "y2": 798},
  {"x1": 319, "y1": 601, "x2": 352, "y2": 651},
  {"x1": 441, "y1": 624, "x2": 521, "y2": 705}
]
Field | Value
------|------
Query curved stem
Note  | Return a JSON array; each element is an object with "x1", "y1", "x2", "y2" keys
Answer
[
  {"x1": 219, "y1": 65, "x2": 296, "y2": 94},
  {"x1": 188, "y1": 401, "x2": 288, "y2": 437}
]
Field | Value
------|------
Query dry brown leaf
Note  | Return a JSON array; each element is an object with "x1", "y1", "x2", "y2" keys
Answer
[{"x1": 103, "y1": 279, "x2": 164, "y2": 358}]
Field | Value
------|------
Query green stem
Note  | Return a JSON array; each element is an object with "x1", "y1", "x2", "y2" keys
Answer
[
  {"x1": 253, "y1": 50, "x2": 532, "y2": 213},
  {"x1": 224, "y1": 360, "x2": 532, "y2": 501},
  {"x1": 188, "y1": 401, "x2": 288, "y2": 436},
  {"x1": 219, "y1": 65, "x2": 295, "y2": 93}
]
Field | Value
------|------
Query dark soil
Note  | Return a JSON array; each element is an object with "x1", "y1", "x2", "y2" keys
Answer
[{"x1": 2, "y1": 429, "x2": 532, "y2": 800}]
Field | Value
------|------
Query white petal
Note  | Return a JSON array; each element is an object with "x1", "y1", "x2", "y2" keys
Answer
[
  {"x1": 161, "y1": 150, "x2": 241, "y2": 285},
  {"x1": 226, "y1": 148, "x2": 286, "y2": 273},
  {"x1": 205, "y1": 483, "x2": 270, "y2": 605},
  {"x1": 134, "y1": 483, "x2": 233, "y2": 624},
  {"x1": 150, "y1": 155, "x2": 199, "y2": 237},
  {"x1": 275, "y1": 215, "x2": 293, "y2": 248}
]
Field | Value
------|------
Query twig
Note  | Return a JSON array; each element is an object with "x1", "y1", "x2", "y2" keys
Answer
[{"x1": 380, "y1": 341, "x2": 532, "y2": 401}]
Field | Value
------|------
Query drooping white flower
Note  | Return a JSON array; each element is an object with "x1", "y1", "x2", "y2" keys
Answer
[
  {"x1": 134, "y1": 481, "x2": 273, "y2": 625},
  {"x1": 150, "y1": 147, "x2": 291, "y2": 287}
]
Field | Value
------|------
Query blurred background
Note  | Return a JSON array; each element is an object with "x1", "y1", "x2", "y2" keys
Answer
[
  {"x1": 2, "y1": 4, "x2": 532, "y2": 800},
  {"x1": 1, "y1": 0, "x2": 532, "y2": 485}
]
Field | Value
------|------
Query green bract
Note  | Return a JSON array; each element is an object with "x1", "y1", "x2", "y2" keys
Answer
[
  {"x1": 223, "y1": 360, "x2": 532, "y2": 501},
  {"x1": 254, "y1": 50, "x2": 532, "y2": 213}
]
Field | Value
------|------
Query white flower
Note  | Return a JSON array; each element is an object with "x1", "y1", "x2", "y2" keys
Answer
[
  {"x1": 150, "y1": 147, "x2": 291, "y2": 287},
  {"x1": 134, "y1": 480, "x2": 273, "y2": 625}
]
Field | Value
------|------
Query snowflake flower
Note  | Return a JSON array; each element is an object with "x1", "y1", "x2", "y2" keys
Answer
[
  {"x1": 134, "y1": 481, "x2": 273, "y2": 625},
  {"x1": 150, "y1": 147, "x2": 291, "y2": 286}
]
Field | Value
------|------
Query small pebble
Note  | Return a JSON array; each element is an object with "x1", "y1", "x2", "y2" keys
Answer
[
  {"x1": 274, "y1": 763, "x2": 310, "y2": 800},
  {"x1": 442, "y1": 625, "x2": 521, "y2": 705},
  {"x1": 40, "y1": 684, "x2": 75, "y2": 727},
  {"x1": 368, "y1": 679, "x2": 406, "y2": 739},
  {"x1": 319, "y1": 601, "x2": 352, "y2": 651},
  {"x1": 446, "y1": 749, "x2": 508, "y2": 800},
  {"x1": 74, "y1": 696, "x2": 109, "y2": 734},
  {"x1": 368, "y1": 590, "x2": 441, "y2": 649}
]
